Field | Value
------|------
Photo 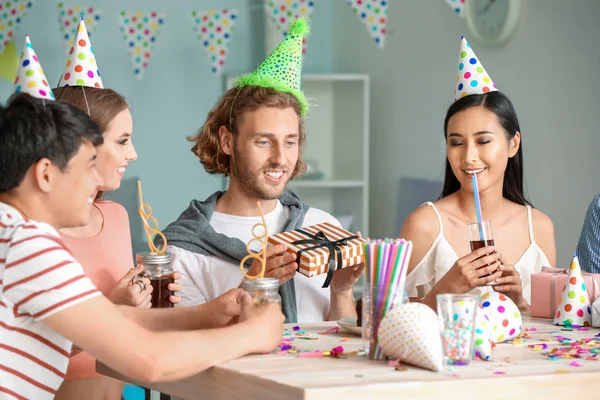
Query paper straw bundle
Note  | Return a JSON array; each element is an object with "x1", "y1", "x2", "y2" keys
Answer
[{"x1": 364, "y1": 238, "x2": 413, "y2": 360}]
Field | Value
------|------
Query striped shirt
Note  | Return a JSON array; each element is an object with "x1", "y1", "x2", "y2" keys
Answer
[
  {"x1": 0, "y1": 202, "x2": 100, "y2": 399},
  {"x1": 577, "y1": 193, "x2": 600, "y2": 273}
]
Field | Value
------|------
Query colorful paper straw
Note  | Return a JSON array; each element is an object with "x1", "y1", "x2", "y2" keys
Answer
[
  {"x1": 363, "y1": 238, "x2": 413, "y2": 360},
  {"x1": 471, "y1": 174, "x2": 485, "y2": 241}
]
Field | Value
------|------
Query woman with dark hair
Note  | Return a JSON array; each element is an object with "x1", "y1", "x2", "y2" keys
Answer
[{"x1": 401, "y1": 38, "x2": 556, "y2": 312}]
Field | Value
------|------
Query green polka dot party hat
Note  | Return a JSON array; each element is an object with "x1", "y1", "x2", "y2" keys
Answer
[
  {"x1": 234, "y1": 17, "x2": 309, "y2": 116},
  {"x1": 13, "y1": 35, "x2": 55, "y2": 101},
  {"x1": 454, "y1": 36, "x2": 497, "y2": 101},
  {"x1": 58, "y1": 18, "x2": 103, "y2": 88},
  {"x1": 553, "y1": 255, "x2": 592, "y2": 327}
]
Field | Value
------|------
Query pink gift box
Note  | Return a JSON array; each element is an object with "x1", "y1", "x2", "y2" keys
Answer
[{"x1": 530, "y1": 267, "x2": 600, "y2": 319}]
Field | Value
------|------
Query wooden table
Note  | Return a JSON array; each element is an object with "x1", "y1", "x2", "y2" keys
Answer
[{"x1": 98, "y1": 317, "x2": 600, "y2": 399}]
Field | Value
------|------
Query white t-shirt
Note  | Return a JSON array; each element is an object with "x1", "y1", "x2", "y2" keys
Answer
[
  {"x1": 0, "y1": 202, "x2": 101, "y2": 399},
  {"x1": 167, "y1": 201, "x2": 341, "y2": 322}
]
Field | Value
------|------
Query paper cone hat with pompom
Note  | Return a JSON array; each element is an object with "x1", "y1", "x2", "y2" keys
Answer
[
  {"x1": 454, "y1": 36, "x2": 498, "y2": 101},
  {"x1": 58, "y1": 18, "x2": 103, "y2": 88},
  {"x1": 13, "y1": 36, "x2": 55, "y2": 101},
  {"x1": 553, "y1": 255, "x2": 592, "y2": 327},
  {"x1": 234, "y1": 17, "x2": 309, "y2": 116}
]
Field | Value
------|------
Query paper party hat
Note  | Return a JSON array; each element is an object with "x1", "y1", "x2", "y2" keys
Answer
[
  {"x1": 58, "y1": 18, "x2": 103, "y2": 88},
  {"x1": 234, "y1": 17, "x2": 309, "y2": 116},
  {"x1": 454, "y1": 37, "x2": 498, "y2": 101},
  {"x1": 553, "y1": 255, "x2": 592, "y2": 327},
  {"x1": 13, "y1": 36, "x2": 55, "y2": 101}
]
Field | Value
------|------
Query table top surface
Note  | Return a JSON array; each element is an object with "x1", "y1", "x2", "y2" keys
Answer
[{"x1": 98, "y1": 316, "x2": 600, "y2": 400}]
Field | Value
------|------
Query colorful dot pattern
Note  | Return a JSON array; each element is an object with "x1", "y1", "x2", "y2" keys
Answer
[
  {"x1": 377, "y1": 303, "x2": 444, "y2": 372},
  {"x1": 57, "y1": 3, "x2": 101, "y2": 50},
  {"x1": 0, "y1": 0, "x2": 32, "y2": 55},
  {"x1": 265, "y1": 0, "x2": 315, "y2": 55},
  {"x1": 190, "y1": 9, "x2": 237, "y2": 75},
  {"x1": 444, "y1": 0, "x2": 465, "y2": 18},
  {"x1": 474, "y1": 305, "x2": 494, "y2": 360},
  {"x1": 13, "y1": 35, "x2": 54, "y2": 100},
  {"x1": 480, "y1": 292, "x2": 522, "y2": 343},
  {"x1": 118, "y1": 11, "x2": 165, "y2": 81},
  {"x1": 554, "y1": 255, "x2": 592, "y2": 327},
  {"x1": 58, "y1": 19, "x2": 103, "y2": 88},
  {"x1": 250, "y1": 18, "x2": 306, "y2": 92},
  {"x1": 345, "y1": 0, "x2": 387, "y2": 48},
  {"x1": 474, "y1": 292, "x2": 522, "y2": 361},
  {"x1": 454, "y1": 37, "x2": 498, "y2": 102}
]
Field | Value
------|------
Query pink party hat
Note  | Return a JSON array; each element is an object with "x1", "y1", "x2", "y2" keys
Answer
[
  {"x1": 58, "y1": 18, "x2": 103, "y2": 88},
  {"x1": 454, "y1": 37, "x2": 497, "y2": 101},
  {"x1": 13, "y1": 36, "x2": 55, "y2": 101}
]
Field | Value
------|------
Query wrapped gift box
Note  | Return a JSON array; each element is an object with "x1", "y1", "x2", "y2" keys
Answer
[
  {"x1": 268, "y1": 222, "x2": 365, "y2": 287},
  {"x1": 530, "y1": 266, "x2": 600, "y2": 319}
]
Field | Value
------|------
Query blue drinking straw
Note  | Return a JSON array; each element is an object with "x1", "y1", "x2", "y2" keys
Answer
[{"x1": 471, "y1": 174, "x2": 485, "y2": 241}]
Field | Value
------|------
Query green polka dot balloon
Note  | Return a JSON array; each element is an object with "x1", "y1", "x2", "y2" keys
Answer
[
  {"x1": 454, "y1": 37, "x2": 498, "y2": 102},
  {"x1": 13, "y1": 36, "x2": 55, "y2": 101},
  {"x1": 58, "y1": 18, "x2": 103, "y2": 88},
  {"x1": 234, "y1": 17, "x2": 309, "y2": 116},
  {"x1": 553, "y1": 255, "x2": 592, "y2": 327}
]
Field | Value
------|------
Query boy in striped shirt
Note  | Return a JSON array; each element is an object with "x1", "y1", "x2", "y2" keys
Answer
[{"x1": 0, "y1": 94, "x2": 284, "y2": 400}]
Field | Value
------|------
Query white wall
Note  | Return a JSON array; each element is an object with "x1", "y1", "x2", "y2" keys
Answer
[{"x1": 332, "y1": 0, "x2": 600, "y2": 267}]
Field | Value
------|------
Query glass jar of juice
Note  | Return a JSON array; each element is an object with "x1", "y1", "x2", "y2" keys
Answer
[
  {"x1": 242, "y1": 277, "x2": 281, "y2": 305},
  {"x1": 136, "y1": 252, "x2": 174, "y2": 309}
]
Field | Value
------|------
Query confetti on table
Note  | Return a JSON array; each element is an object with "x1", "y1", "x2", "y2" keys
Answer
[
  {"x1": 293, "y1": 326, "x2": 301, "y2": 331},
  {"x1": 493, "y1": 371, "x2": 506, "y2": 375},
  {"x1": 298, "y1": 351, "x2": 325, "y2": 358},
  {"x1": 318, "y1": 327, "x2": 339, "y2": 335},
  {"x1": 569, "y1": 361, "x2": 583, "y2": 367},
  {"x1": 555, "y1": 369, "x2": 570, "y2": 373},
  {"x1": 387, "y1": 360, "x2": 399, "y2": 367},
  {"x1": 395, "y1": 366, "x2": 408, "y2": 371}
]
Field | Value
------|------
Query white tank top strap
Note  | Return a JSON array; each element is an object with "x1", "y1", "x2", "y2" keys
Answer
[
  {"x1": 526, "y1": 205, "x2": 536, "y2": 245},
  {"x1": 421, "y1": 201, "x2": 443, "y2": 236}
]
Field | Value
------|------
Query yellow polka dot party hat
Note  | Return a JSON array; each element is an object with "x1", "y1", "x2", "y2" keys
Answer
[
  {"x1": 553, "y1": 255, "x2": 592, "y2": 327},
  {"x1": 454, "y1": 36, "x2": 497, "y2": 101},
  {"x1": 58, "y1": 18, "x2": 103, "y2": 88},
  {"x1": 13, "y1": 35, "x2": 55, "y2": 101}
]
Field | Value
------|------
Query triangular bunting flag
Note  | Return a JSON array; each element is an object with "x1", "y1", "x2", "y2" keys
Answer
[
  {"x1": 445, "y1": 0, "x2": 465, "y2": 18},
  {"x1": 190, "y1": 9, "x2": 237, "y2": 75},
  {"x1": 13, "y1": 35, "x2": 54, "y2": 100},
  {"x1": 264, "y1": 0, "x2": 315, "y2": 54},
  {"x1": 118, "y1": 11, "x2": 165, "y2": 80},
  {"x1": 553, "y1": 255, "x2": 592, "y2": 327},
  {"x1": 0, "y1": 0, "x2": 34, "y2": 55},
  {"x1": 57, "y1": 3, "x2": 101, "y2": 49},
  {"x1": 345, "y1": 0, "x2": 388, "y2": 48},
  {"x1": 0, "y1": 40, "x2": 18, "y2": 81}
]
